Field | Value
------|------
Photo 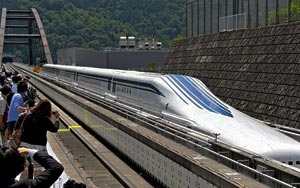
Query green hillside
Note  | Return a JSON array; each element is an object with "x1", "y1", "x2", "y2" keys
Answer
[{"x1": 0, "y1": 0, "x2": 185, "y2": 61}]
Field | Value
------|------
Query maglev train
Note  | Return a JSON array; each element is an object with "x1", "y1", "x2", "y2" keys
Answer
[{"x1": 41, "y1": 64, "x2": 300, "y2": 168}]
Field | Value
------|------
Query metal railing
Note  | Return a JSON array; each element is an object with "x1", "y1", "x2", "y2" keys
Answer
[{"x1": 219, "y1": 13, "x2": 247, "y2": 32}]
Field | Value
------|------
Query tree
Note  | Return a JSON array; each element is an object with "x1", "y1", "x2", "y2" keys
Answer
[
  {"x1": 1, "y1": 0, "x2": 186, "y2": 62},
  {"x1": 268, "y1": 1, "x2": 300, "y2": 25}
]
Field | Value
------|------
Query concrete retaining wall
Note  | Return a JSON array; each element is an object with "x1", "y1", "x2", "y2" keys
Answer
[{"x1": 162, "y1": 23, "x2": 300, "y2": 129}]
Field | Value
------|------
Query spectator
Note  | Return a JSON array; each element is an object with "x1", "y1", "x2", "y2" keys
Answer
[
  {"x1": 20, "y1": 99, "x2": 60, "y2": 147},
  {"x1": 7, "y1": 81, "x2": 28, "y2": 136},
  {"x1": 23, "y1": 76, "x2": 31, "y2": 90},
  {"x1": 1, "y1": 84, "x2": 14, "y2": 144},
  {"x1": 11, "y1": 75, "x2": 19, "y2": 93},
  {"x1": 23, "y1": 75, "x2": 31, "y2": 84},
  {"x1": 0, "y1": 72, "x2": 6, "y2": 86},
  {"x1": 63, "y1": 179, "x2": 86, "y2": 188},
  {"x1": 0, "y1": 146, "x2": 64, "y2": 188},
  {"x1": 4, "y1": 72, "x2": 12, "y2": 86},
  {"x1": 19, "y1": 99, "x2": 60, "y2": 176},
  {"x1": 16, "y1": 74, "x2": 23, "y2": 81},
  {"x1": 23, "y1": 75, "x2": 36, "y2": 107},
  {"x1": 0, "y1": 86, "x2": 7, "y2": 145}
]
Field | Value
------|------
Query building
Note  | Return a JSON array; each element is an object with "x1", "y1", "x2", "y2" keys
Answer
[
  {"x1": 186, "y1": 0, "x2": 300, "y2": 37},
  {"x1": 57, "y1": 47, "x2": 167, "y2": 71}
]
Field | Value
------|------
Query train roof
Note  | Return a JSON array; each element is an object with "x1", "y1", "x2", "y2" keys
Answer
[{"x1": 44, "y1": 64, "x2": 163, "y2": 78}]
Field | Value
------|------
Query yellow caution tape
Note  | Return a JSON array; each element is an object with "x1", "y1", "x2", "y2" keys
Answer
[
  {"x1": 58, "y1": 125, "x2": 82, "y2": 132},
  {"x1": 58, "y1": 124, "x2": 117, "y2": 132},
  {"x1": 106, "y1": 127, "x2": 118, "y2": 131},
  {"x1": 58, "y1": 129, "x2": 72, "y2": 132},
  {"x1": 69, "y1": 125, "x2": 82, "y2": 129}
]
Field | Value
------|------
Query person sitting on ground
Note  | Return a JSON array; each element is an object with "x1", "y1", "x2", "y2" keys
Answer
[{"x1": 0, "y1": 146, "x2": 64, "y2": 188}]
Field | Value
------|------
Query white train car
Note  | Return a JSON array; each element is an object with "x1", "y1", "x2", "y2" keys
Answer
[{"x1": 42, "y1": 64, "x2": 300, "y2": 168}]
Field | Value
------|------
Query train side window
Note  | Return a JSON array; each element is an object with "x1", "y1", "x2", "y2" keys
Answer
[
  {"x1": 296, "y1": 161, "x2": 300, "y2": 165},
  {"x1": 281, "y1": 161, "x2": 285, "y2": 163},
  {"x1": 112, "y1": 84, "x2": 116, "y2": 92},
  {"x1": 288, "y1": 161, "x2": 293, "y2": 165}
]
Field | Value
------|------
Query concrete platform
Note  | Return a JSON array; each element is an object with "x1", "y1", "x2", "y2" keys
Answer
[{"x1": 47, "y1": 132, "x2": 88, "y2": 187}]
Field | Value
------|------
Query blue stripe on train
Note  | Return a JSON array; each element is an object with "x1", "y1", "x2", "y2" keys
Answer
[
  {"x1": 166, "y1": 76, "x2": 204, "y2": 110},
  {"x1": 169, "y1": 75, "x2": 216, "y2": 113},
  {"x1": 185, "y1": 77, "x2": 231, "y2": 114},
  {"x1": 168, "y1": 75, "x2": 233, "y2": 118},
  {"x1": 161, "y1": 77, "x2": 189, "y2": 105},
  {"x1": 191, "y1": 78, "x2": 229, "y2": 111}
]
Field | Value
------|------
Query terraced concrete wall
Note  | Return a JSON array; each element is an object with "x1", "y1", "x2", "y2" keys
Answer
[{"x1": 162, "y1": 23, "x2": 300, "y2": 129}]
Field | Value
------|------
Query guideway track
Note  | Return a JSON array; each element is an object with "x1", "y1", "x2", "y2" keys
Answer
[
  {"x1": 54, "y1": 99, "x2": 153, "y2": 188},
  {"x1": 12, "y1": 63, "x2": 300, "y2": 188},
  {"x1": 36, "y1": 92, "x2": 126, "y2": 188},
  {"x1": 35, "y1": 92, "x2": 96, "y2": 187},
  {"x1": 10, "y1": 65, "x2": 153, "y2": 188}
]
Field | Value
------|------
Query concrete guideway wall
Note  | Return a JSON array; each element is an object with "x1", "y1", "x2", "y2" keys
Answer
[{"x1": 162, "y1": 22, "x2": 300, "y2": 129}]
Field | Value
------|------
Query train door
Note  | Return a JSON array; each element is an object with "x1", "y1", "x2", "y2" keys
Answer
[
  {"x1": 108, "y1": 79, "x2": 111, "y2": 91},
  {"x1": 111, "y1": 73, "x2": 119, "y2": 93},
  {"x1": 72, "y1": 69, "x2": 78, "y2": 87},
  {"x1": 110, "y1": 76, "x2": 115, "y2": 93},
  {"x1": 55, "y1": 69, "x2": 59, "y2": 77},
  {"x1": 74, "y1": 69, "x2": 78, "y2": 83},
  {"x1": 58, "y1": 69, "x2": 62, "y2": 81},
  {"x1": 112, "y1": 84, "x2": 116, "y2": 93},
  {"x1": 108, "y1": 73, "x2": 120, "y2": 101}
]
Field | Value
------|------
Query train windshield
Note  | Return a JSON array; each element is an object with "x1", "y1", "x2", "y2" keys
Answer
[{"x1": 166, "y1": 75, "x2": 233, "y2": 117}]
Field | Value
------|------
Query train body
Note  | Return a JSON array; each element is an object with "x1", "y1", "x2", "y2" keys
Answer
[{"x1": 42, "y1": 64, "x2": 300, "y2": 168}]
